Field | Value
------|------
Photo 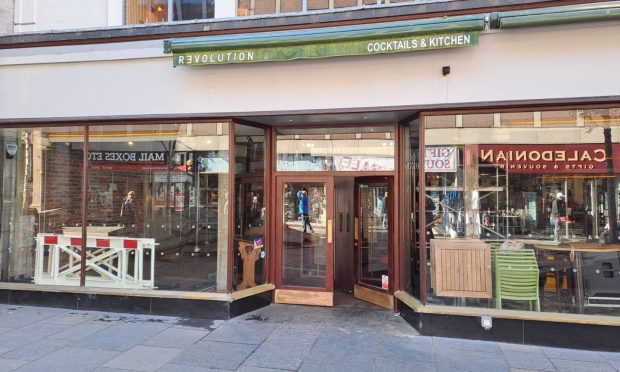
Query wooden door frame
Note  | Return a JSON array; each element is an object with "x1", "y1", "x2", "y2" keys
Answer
[
  {"x1": 274, "y1": 175, "x2": 335, "y2": 293},
  {"x1": 353, "y1": 176, "x2": 395, "y2": 294}
]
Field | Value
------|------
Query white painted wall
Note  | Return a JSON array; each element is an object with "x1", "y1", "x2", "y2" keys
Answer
[
  {"x1": 0, "y1": 22, "x2": 619, "y2": 120},
  {"x1": 0, "y1": 0, "x2": 13, "y2": 34},
  {"x1": 14, "y1": 0, "x2": 121, "y2": 32}
]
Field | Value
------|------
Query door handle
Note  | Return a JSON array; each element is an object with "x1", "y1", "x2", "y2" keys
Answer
[
  {"x1": 327, "y1": 219, "x2": 333, "y2": 244},
  {"x1": 339, "y1": 213, "x2": 343, "y2": 233},
  {"x1": 354, "y1": 217, "x2": 359, "y2": 240},
  {"x1": 346, "y1": 213, "x2": 350, "y2": 233}
]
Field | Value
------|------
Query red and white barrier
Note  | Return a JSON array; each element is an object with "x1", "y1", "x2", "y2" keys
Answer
[{"x1": 35, "y1": 234, "x2": 156, "y2": 289}]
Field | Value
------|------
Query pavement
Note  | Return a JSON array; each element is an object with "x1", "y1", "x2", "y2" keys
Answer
[{"x1": 0, "y1": 303, "x2": 617, "y2": 372}]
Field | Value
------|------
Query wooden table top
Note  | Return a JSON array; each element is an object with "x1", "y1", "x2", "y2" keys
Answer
[{"x1": 533, "y1": 242, "x2": 620, "y2": 252}]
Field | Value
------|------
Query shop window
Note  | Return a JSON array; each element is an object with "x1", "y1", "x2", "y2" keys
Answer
[
  {"x1": 125, "y1": 0, "x2": 215, "y2": 24},
  {"x1": 125, "y1": 0, "x2": 168, "y2": 24},
  {"x1": 307, "y1": 0, "x2": 329, "y2": 11},
  {"x1": 233, "y1": 124, "x2": 267, "y2": 290},
  {"x1": 334, "y1": 0, "x2": 358, "y2": 8},
  {"x1": 237, "y1": 0, "x2": 384, "y2": 17},
  {"x1": 281, "y1": 0, "x2": 303, "y2": 13},
  {"x1": 86, "y1": 123, "x2": 229, "y2": 292},
  {"x1": 254, "y1": 0, "x2": 277, "y2": 15},
  {"x1": 0, "y1": 127, "x2": 85, "y2": 286},
  {"x1": 276, "y1": 126, "x2": 395, "y2": 172},
  {"x1": 417, "y1": 107, "x2": 620, "y2": 318},
  {"x1": 173, "y1": 0, "x2": 215, "y2": 21}
]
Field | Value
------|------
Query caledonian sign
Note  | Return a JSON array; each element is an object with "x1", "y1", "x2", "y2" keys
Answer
[{"x1": 173, "y1": 32, "x2": 478, "y2": 66}]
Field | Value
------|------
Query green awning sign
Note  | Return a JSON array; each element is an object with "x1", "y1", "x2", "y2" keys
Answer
[{"x1": 172, "y1": 32, "x2": 478, "y2": 66}]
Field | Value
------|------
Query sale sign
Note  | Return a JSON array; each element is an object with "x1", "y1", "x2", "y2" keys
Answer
[{"x1": 425, "y1": 146, "x2": 458, "y2": 172}]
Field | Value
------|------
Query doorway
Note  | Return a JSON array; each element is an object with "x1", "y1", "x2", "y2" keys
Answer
[
  {"x1": 274, "y1": 175, "x2": 394, "y2": 309},
  {"x1": 353, "y1": 177, "x2": 394, "y2": 309},
  {"x1": 275, "y1": 177, "x2": 334, "y2": 306}
]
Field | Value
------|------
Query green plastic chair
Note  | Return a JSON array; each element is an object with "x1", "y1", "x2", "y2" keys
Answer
[{"x1": 494, "y1": 248, "x2": 541, "y2": 311}]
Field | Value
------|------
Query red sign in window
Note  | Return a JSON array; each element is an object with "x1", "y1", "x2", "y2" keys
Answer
[{"x1": 478, "y1": 144, "x2": 620, "y2": 174}]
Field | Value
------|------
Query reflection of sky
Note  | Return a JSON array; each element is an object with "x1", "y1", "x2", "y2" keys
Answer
[
  {"x1": 197, "y1": 152, "x2": 229, "y2": 173},
  {"x1": 277, "y1": 154, "x2": 394, "y2": 172},
  {"x1": 277, "y1": 159, "x2": 324, "y2": 172}
]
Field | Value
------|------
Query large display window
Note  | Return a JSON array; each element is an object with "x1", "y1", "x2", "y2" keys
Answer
[
  {"x1": 415, "y1": 107, "x2": 620, "y2": 316},
  {"x1": 0, "y1": 127, "x2": 85, "y2": 285},
  {"x1": 0, "y1": 123, "x2": 246, "y2": 293},
  {"x1": 233, "y1": 124, "x2": 267, "y2": 290}
]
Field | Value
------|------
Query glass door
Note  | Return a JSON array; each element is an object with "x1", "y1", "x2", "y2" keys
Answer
[
  {"x1": 276, "y1": 177, "x2": 334, "y2": 303},
  {"x1": 354, "y1": 177, "x2": 394, "y2": 308}
]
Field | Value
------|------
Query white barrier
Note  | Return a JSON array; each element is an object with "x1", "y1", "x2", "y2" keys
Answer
[{"x1": 34, "y1": 234, "x2": 156, "y2": 289}]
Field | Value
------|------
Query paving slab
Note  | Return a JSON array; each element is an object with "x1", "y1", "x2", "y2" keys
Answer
[
  {"x1": 242, "y1": 324, "x2": 321, "y2": 370},
  {"x1": 541, "y1": 346, "x2": 606, "y2": 363},
  {"x1": 435, "y1": 348, "x2": 510, "y2": 372},
  {"x1": 500, "y1": 342, "x2": 544, "y2": 354},
  {"x1": 304, "y1": 328, "x2": 380, "y2": 368},
  {"x1": 434, "y1": 336, "x2": 502, "y2": 353},
  {"x1": 379, "y1": 333, "x2": 434, "y2": 363},
  {"x1": 48, "y1": 320, "x2": 115, "y2": 341},
  {"x1": 170, "y1": 340, "x2": 257, "y2": 370},
  {"x1": 103, "y1": 345, "x2": 183, "y2": 372},
  {"x1": 0, "y1": 310, "x2": 59, "y2": 328},
  {"x1": 15, "y1": 347, "x2": 121, "y2": 372},
  {"x1": 375, "y1": 355, "x2": 436, "y2": 372},
  {"x1": 141, "y1": 326, "x2": 209, "y2": 348},
  {"x1": 0, "y1": 323, "x2": 69, "y2": 352},
  {"x1": 2, "y1": 338, "x2": 72, "y2": 362},
  {"x1": 204, "y1": 321, "x2": 276, "y2": 345},
  {"x1": 502, "y1": 350, "x2": 556, "y2": 371},
  {"x1": 0, "y1": 358, "x2": 28, "y2": 371},
  {"x1": 41, "y1": 311, "x2": 97, "y2": 325},
  {"x1": 0, "y1": 303, "x2": 615, "y2": 372},
  {"x1": 549, "y1": 358, "x2": 616, "y2": 372},
  {"x1": 73, "y1": 321, "x2": 173, "y2": 351},
  {"x1": 157, "y1": 364, "x2": 218, "y2": 372}
]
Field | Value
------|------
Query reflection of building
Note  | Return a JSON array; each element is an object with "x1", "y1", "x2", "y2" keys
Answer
[{"x1": 1, "y1": 0, "x2": 620, "y2": 349}]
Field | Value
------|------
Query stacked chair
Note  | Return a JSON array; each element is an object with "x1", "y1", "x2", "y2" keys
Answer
[{"x1": 491, "y1": 244, "x2": 541, "y2": 311}]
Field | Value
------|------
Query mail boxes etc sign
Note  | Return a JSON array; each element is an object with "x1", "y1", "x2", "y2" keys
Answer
[
  {"x1": 172, "y1": 32, "x2": 478, "y2": 66},
  {"x1": 425, "y1": 147, "x2": 459, "y2": 173}
]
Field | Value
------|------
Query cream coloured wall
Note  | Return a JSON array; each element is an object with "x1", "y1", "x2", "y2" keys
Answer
[{"x1": 0, "y1": 21, "x2": 619, "y2": 120}]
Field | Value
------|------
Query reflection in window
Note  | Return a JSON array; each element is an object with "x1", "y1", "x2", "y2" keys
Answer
[
  {"x1": 237, "y1": 0, "x2": 384, "y2": 16},
  {"x1": 419, "y1": 107, "x2": 620, "y2": 317},
  {"x1": 276, "y1": 127, "x2": 395, "y2": 172},
  {"x1": 234, "y1": 124, "x2": 266, "y2": 290},
  {"x1": 87, "y1": 123, "x2": 229, "y2": 292},
  {"x1": 0, "y1": 127, "x2": 85, "y2": 285},
  {"x1": 125, "y1": 0, "x2": 214, "y2": 24}
]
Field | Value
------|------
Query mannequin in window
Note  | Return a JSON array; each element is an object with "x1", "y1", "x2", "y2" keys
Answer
[{"x1": 551, "y1": 192, "x2": 566, "y2": 242}]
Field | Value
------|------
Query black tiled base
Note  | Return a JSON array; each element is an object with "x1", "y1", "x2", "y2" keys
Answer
[
  {"x1": 0, "y1": 288, "x2": 271, "y2": 320},
  {"x1": 398, "y1": 299, "x2": 620, "y2": 351},
  {"x1": 230, "y1": 290, "x2": 273, "y2": 318}
]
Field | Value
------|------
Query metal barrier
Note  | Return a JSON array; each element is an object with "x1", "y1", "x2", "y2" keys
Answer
[{"x1": 35, "y1": 234, "x2": 156, "y2": 289}]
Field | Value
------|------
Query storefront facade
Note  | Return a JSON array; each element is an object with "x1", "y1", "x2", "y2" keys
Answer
[{"x1": 1, "y1": 0, "x2": 619, "y2": 348}]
